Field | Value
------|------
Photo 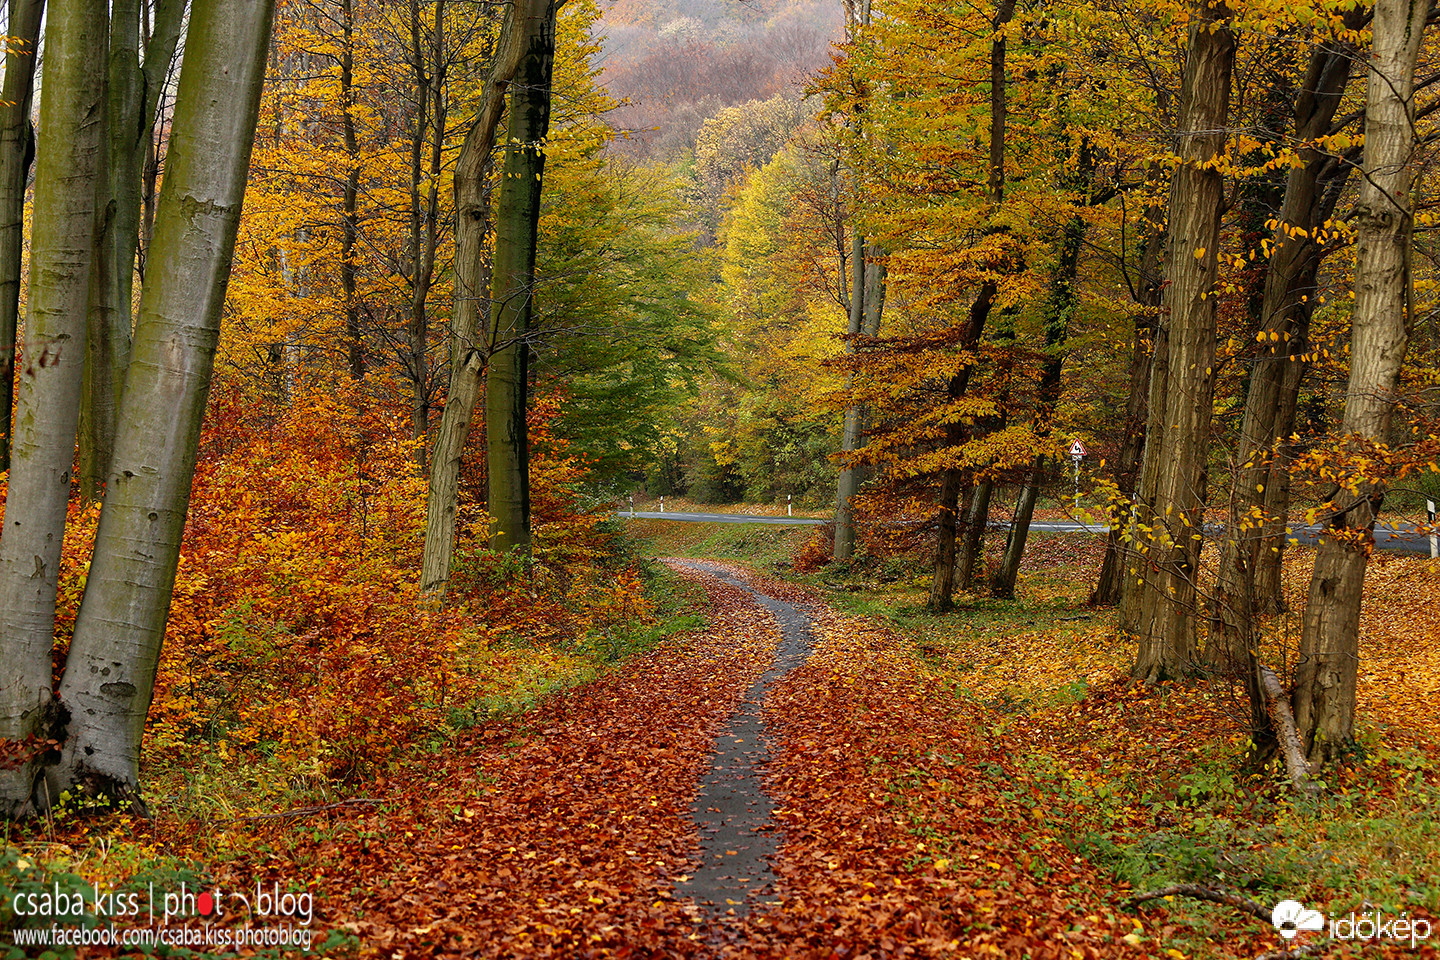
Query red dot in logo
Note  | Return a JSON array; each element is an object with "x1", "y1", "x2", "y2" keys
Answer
[{"x1": 197, "y1": 892, "x2": 214, "y2": 916}]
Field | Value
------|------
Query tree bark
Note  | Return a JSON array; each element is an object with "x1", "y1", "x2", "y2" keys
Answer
[
  {"x1": 406, "y1": 0, "x2": 448, "y2": 472},
  {"x1": 1293, "y1": 0, "x2": 1426, "y2": 765},
  {"x1": 835, "y1": 249, "x2": 885, "y2": 562},
  {"x1": 340, "y1": 0, "x2": 365, "y2": 381},
  {"x1": 78, "y1": 0, "x2": 186, "y2": 499},
  {"x1": 484, "y1": 0, "x2": 558, "y2": 555},
  {"x1": 0, "y1": 0, "x2": 44, "y2": 474},
  {"x1": 47, "y1": 0, "x2": 276, "y2": 809},
  {"x1": 957, "y1": 479, "x2": 993, "y2": 590},
  {"x1": 0, "y1": 0, "x2": 108, "y2": 818},
  {"x1": 421, "y1": 0, "x2": 548, "y2": 591},
  {"x1": 1128, "y1": 1, "x2": 1235, "y2": 683},
  {"x1": 1211, "y1": 21, "x2": 1362, "y2": 674},
  {"x1": 1097, "y1": 201, "x2": 1165, "y2": 608},
  {"x1": 996, "y1": 202, "x2": 1088, "y2": 599}
]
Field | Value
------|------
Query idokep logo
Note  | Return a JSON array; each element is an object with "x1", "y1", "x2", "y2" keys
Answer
[
  {"x1": 1271, "y1": 900, "x2": 1324, "y2": 940},
  {"x1": 1272, "y1": 899, "x2": 1434, "y2": 950}
]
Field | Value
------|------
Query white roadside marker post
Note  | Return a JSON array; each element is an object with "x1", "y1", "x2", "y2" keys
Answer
[
  {"x1": 1069, "y1": 439, "x2": 1088, "y2": 514},
  {"x1": 1429, "y1": 499, "x2": 1437, "y2": 559},
  {"x1": 787, "y1": 494, "x2": 792, "y2": 517},
  {"x1": 629, "y1": 494, "x2": 635, "y2": 518},
  {"x1": 660, "y1": 496, "x2": 665, "y2": 514}
]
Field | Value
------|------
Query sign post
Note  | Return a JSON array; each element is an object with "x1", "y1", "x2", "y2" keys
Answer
[
  {"x1": 1069, "y1": 440, "x2": 1088, "y2": 513},
  {"x1": 1429, "y1": 499, "x2": 1437, "y2": 560}
]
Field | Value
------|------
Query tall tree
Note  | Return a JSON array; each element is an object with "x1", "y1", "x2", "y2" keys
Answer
[
  {"x1": 0, "y1": 0, "x2": 108, "y2": 817},
  {"x1": 421, "y1": 0, "x2": 551, "y2": 591},
  {"x1": 0, "y1": 0, "x2": 44, "y2": 473},
  {"x1": 1211, "y1": 18, "x2": 1363, "y2": 676},
  {"x1": 47, "y1": 0, "x2": 277, "y2": 807},
  {"x1": 834, "y1": 0, "x2": 886, "y2": 564},
  {"x1": 1292, "y1": 0, "x2": 1428, "y2": 764},
  {"x1": 929, "y1": 0, "x2": 1017, "y2": 612},
  {"x1": 78, "y1": 0, "x2": 187, "y2": 498},
  {"x1": 1125, "y1": 0, "x2": 1236, "y2": 682},
  {"x1": 404, "y1": 0, "x2": 450, "y2": 470},
  {"x1": 485, "y1": 0, "x2": 559, "y2": 554}
]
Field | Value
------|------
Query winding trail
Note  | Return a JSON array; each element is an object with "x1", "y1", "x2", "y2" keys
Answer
[{"x1": 672, "y1": 561, "x2": 815, "y2": 919}]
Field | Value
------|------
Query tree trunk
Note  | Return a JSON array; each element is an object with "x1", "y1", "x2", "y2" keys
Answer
[
  {"x1": 1128, "y1": 1, "x2": 1235, "y2": 683},
  {"x1": 406, "y1": 0, "x2": 448, "y2": 473},
  {"x1": 78, "y1": 0, "x2": 186, "y2": 499},
  {"x1": 0, "y1": 0, "x2": 44, "y2": 474},
  {"x1": 484, "y1": 0, "x2": 557, "y2": 555},
  {"x1": 1293, "y1": 0, "x2": 1426, "y2": 765},
  {"x1": 340, "y1": 0, "x2": 365, "y2": 381},
  {"x1": 421, "y1": 0, "x2": 548, "y2": 592},
  {"x1": 929, "y1": 467, "x2": 969, "y2": 612},
  {"x1": 1210, "y1": 21, "x2": 1362, "y2": 673},
  {"x1": 928, "y1": 0, "x2": 1014, "y2": 610},
  {"x1": 47, "y1": 0, "x2": 276, "y2": 809},
  {"x1": 1097, "y1": 200, "x2": 1165, "y2": 608},
  {"x1": 995, "y1": 470, "x2": 1040, "y2": 599},
  {"x1": 996, "y1": 203, "x2": 1088, "y2": 600},
  {"x1": 0, "y1": 0, "x2": 108, "y2": 818},
  {"x1": 835, "y1": 249, "x2": 885, "y2": 562},
  {"x1": 834, "y1": 227, "x2": 868, "y2": 563},
  {"x1": 957, "y1": 480, "x2": 993, "y2": 590}
]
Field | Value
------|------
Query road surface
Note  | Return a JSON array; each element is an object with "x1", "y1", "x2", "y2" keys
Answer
[{"x1": 619, "y1": 511, "x2": 1438, "y2": 556}]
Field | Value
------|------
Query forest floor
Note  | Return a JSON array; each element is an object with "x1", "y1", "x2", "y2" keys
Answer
[{"x1": 3, "y1": 521, "x2": 1438, "y2": 959}]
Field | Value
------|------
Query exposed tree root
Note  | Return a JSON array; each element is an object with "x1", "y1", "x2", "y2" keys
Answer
[{"x1": 1125, "y1": 883, "x2": 1271, "y2": 923}]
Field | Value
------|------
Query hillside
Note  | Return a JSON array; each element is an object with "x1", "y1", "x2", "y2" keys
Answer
[{"x1": 598, "y1": 0, "x2": 842, "y2": 158}]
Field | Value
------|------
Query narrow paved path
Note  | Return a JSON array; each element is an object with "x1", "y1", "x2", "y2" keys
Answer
[
  {"x1": 305, "y1": 562, "x2": 1152, "y2": 958},
  {"x1": 674, "y1": 561, "x2": 815, "y2": 920}
]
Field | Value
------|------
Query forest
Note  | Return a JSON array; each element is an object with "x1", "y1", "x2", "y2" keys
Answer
[{"x1": 0, "y1": 0, "x2": 1437, "y2": 957}]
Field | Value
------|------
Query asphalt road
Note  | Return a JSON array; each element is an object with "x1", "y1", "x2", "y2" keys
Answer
[{"x1": 619, "y1": 511, "x2": 1439, "y2": 557}]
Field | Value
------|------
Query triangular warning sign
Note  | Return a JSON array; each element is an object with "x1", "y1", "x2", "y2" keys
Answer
[{"x1": 1069, "y1": 440, "x2": 1088, "y2": 458}]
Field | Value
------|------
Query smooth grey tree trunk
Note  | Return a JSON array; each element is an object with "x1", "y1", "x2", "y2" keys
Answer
[
  {"x1": 0, "y1": 0, "x2": 44, "y2": 473},
  {"x1": 421, "y1": 0, "x2": 545, "y2": 593},
  {"x1": 47, "y1": 0, "x2": 276, "y2": 808},
  {"x1": 1129, "y1": 1, "x2": 1235, "y2": 683},
  {"x1": 1293, "y1": 0, "x2": 1426, "y2": 764},
  {"x1": 0, "y1": 0, "x2": 107, "y2": 817},
  {"x1": 834, "y1": 250, "x2": 885, "y2": 562},
  {"x1": 78, "y1": 0, "x2": 186, "y2": 499}
]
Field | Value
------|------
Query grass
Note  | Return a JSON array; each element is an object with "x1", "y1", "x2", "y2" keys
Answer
[{"x1": 622, "y1": 518, "x2": 814, "y2": 566}]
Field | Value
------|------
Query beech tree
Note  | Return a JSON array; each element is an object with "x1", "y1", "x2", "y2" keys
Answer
[
  {"x1": 1123, "y1": 0, "x2": 1236, "y2": 682},
  {"x1": 0, "y1": 0, "x2": 276, "y2": 814},
  {"x1": 0, "y1": 0, "x2": 43, "y2": 473},
  {"x1": 1292, "y1": 0, "x2": 1429, "y2": 763},
  {"x1": 421, "y1": 0, "x2": 554, "y2": 592},
  {"x1": 0, "y1": 0, "x2": 107, "y2": 817},
  {"x1": 78, "y1": 0, "x2": 187, "y2": 499}
]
